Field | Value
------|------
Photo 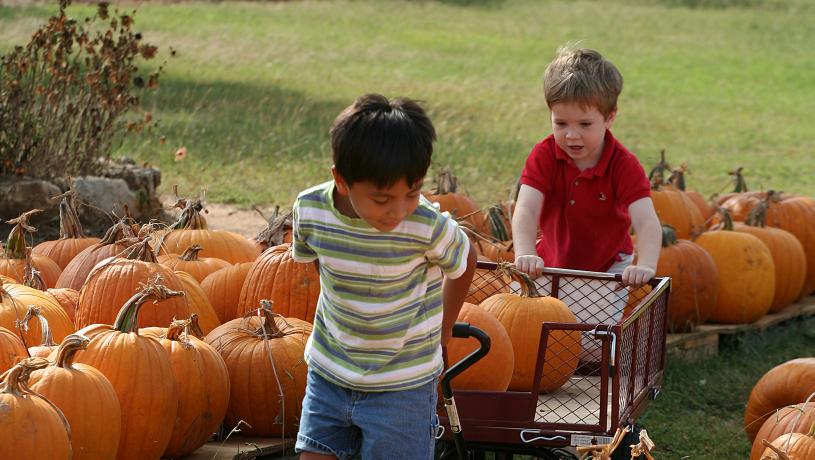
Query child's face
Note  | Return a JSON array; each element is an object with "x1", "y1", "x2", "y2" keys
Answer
[
  {"x1": 333, "y1": 170, "x2": 423, "y2": 232},
  {"x1": 550, "y1": 102, "x2": 616, "y2": 169}
]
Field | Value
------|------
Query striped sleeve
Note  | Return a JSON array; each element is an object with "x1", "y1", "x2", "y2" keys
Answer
[
  {"x1": 425, "y1": 211, "x2": 470, "y2": 279},
  {"x1": 291, "y1": 198, "x2": 318, "y2": 263}
]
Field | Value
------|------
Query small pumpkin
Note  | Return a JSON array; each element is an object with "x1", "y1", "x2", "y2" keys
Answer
[
  {"x1": 201, "y1": 262, "x2": 253, "y2": 323},
  {"x1": 0, "y1": 210, "x2": 62, "y2": 287},
  {"x1": 424, "y1": 168, "x2": 489, "y2": 235},
  {"x1": 0, "y1": 282, "x2": 75, "y2": 346},
  {"x1": 0, "y1": 325, "x2": 27, "y2": 373},
  {"x1": 751, "y1": 403, "x2": 815, "y2": 460},
  {"x1": 55, "y1": 220, "x2": 135, "y2": 290},
  {"x1": 760, "y1": 423, "x2": 815, "y2": 460},
  {"x1": 157, "y1": 244, "x2": 231, "y2": 283}
]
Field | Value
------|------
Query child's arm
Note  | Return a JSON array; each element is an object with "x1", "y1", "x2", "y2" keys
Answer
[
  {"x1": 511, "y1": 184, "x2": 545, "y2": 278},
  {"x1": 626, "y1": 197, "x2": 661, "y2": 287},
  {"x1": 440, "y1": 243, "x2": 478, "y2": 347}
]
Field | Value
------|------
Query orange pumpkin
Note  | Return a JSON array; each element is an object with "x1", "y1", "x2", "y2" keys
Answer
[
  {"x1": 694, "y1": 211, "x2": 774, "y2": 324},
  {"x1": 172, "y1": 270, "x2": 222, "y2": 335},
  {"x1": 237, "y1": 243, "x2": 320, "y2": 322},
  {"x1": 0, "y1": 282, "x2": 75, "y2": 346},
  {"x1": 665, "y1": 162, "x2": 716, "y2": 222},
  {"x1": 73, "y1": 281, "x2": 180, "y2": 460},
  {"x1": 751, "y1": 403, "x2": 815, "y2": 460},
  {"x1": 760, "y1": 428, "x2": 815, "y2": 460},
  {"x1": 0, "y1": 211, "x2": 62, "y2": 287},
  {"x1": 201, "y1": 262, "x2": 253, "y2": 323},
  {"x1": 29, "y1": 334, "x2": 122, "y2": 460},
  {"x1": 140, "y1": 316, "x2": 230, "y2": 459},
  {"x1": 744, "y1": 358, "x2": 815, "y2": 442},
  {"x1": 424, "y1": 168, "x2": 489, "y2": 234},
  {"x1": 0, "y1": 325, "x2": 27, "y2": 373},
  {"x1": 46, "y1": 287, "x2": 79, "y2": 325},
  {"x1": 0, "y1": 358, "x2": 72, "y2": 460},
  {"x1": 157, "y1": 244, "x2": 231, "y2": 283},
  {"x1": 31, "y1": 191, "x2": 100, "y2": 270},
  {"x1": 206, "y1": 303, "x2": 312, "y2": 437},
  {"x1": 158, "y1": 198, "x2": 261, "y2": 264},
  {"x1": 480, "y1": 268, "x2": 580, "y2": 393},
  {"x1": 655, "y1": 225, "x2": 718, "y2": 332},
  {"x1": 465, "y1": 267, "x2": 510, "y2": 305},
  {"x1": 55, "y1": 220, "x2": 134, "y2": 290},
  {"x1": 649, "y1": 181, "x2": 705, "y2": 240},
  {"x1": 446, "y1": 303, "x2": 514, "y2": 391}
]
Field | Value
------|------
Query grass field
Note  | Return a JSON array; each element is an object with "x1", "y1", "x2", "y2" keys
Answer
[{"x1": 3, "y1": 0, "x2": 815, "y2": 208}]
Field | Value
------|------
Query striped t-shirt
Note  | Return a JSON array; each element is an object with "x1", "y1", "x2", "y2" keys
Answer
[{"x1": 292, "y1": 181, "x2": 470, "y2": 391}]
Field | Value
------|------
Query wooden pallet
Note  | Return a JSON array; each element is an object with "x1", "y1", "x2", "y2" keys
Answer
[
  {"x1": 666, "y1": 295, "x2": 815, "y2": 361},
  {"x1": 185, "y1": 436, "x2": 293, "y2": 460}
]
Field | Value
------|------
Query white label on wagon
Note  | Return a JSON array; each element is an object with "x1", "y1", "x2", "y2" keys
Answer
[{"x1": 570, "y1": 434, "x2": 614, "y2": 447}]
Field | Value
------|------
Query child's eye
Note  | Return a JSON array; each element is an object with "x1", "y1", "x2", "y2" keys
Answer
[{"x1": 580, "y1": 122, "x2": 592, "y2": 127}]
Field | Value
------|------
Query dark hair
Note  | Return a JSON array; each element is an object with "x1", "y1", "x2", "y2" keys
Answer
[{"x1": 330, "y1": 94, "x2": 436, "y2": 188}]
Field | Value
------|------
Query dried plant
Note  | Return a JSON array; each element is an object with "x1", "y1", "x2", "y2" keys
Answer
[{"x1": 0, "y1": 0, "x2": 165, "y2": 179}]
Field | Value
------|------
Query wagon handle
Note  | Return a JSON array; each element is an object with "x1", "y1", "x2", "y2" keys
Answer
[{"x1": 441, "y1": 322, "x2": 491, "y2": 460}]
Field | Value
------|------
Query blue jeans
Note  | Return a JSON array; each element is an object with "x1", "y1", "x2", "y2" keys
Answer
[{"x1": 295, "y1": 368, "x2": 439, "y2": 460}]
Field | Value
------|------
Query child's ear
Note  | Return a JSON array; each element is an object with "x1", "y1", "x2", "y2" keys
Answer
[
  {"x1": 332, "y1": 166, "x2": 350, "y2": 196},
  {"x1": 605, "y1": 108, "x2": 618, "y2": 127}
]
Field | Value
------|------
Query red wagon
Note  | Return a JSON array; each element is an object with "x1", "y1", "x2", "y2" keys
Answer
[{"x1": 437, "y1": 262, "x2": 671, "y2": 460}]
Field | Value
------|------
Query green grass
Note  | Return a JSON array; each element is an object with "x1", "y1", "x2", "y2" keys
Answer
[{"x1": 3, "y1": 0, "x2": 815, "y2": 208}]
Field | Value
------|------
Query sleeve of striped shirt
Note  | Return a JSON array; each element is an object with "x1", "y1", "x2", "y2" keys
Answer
[
  {"x1": 291, "y1": 198, "x2": 318, "y2": 263},
  {"x1": 425, "y1": 210, "x2": 471, "y2": 279}
]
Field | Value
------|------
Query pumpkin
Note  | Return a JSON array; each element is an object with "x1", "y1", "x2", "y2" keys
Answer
[
  {"x1": 469, "y1": 229, "x2": 515, "y2": 263},
  {"x1": 158, "y1": 198, "x2": 261, "y2": 264},
  {"x1": 0, "y1": 326, "x2": 27, "y2": 373},
  {"x1": 205, "y1": 302, "x2": 312, "y2": 437},
  {"x1": 72, "y1": 281, "x2": 180, "y2": 460},
  {"x1": 201, "y1": 262, "x2": 253, "y2": 323},
  {"x1": 55, "y1": 220, "x2": 135, "y2": 290},
  {"x1": 31, "y1": 191, "x2": 100, "y2": 270},
  {"x1": 140, "y1": 316, "x2": 230, "y2": 458},
  {"x1": 649, "y1": 180, "x2": 705, "y2": 240},
  {"x1": 655, "y1": 225, "x2": 719, "y2": 332},
  {"x1": 744, "y1": 358, "x2": 815, "y2": 442},
  {"x1": 0, "y1": 283, "x2": 75, "y2": 346},
  {"x1": 75, "y1": 239, "x2": 195, "y2": 330},
  {"x1": 424, "y1": 168, "x2": 489, "y2": 235},
  {"x1": 760, "y1": 426, "x2": 815, "y2": 460},
  {"x1": 445, "y1": 303, "x2": 514, "y2": 391},
  {"x1": 237, "y1": 243, "x2": 320, "y2": 322},
  {"x1": 465, "y1": 267, "x2": 510, "y2": 305},
  {"x1": 171, "y1": 270, "x2": 221, "y2": 336},
  {"x1": 46, "y1": 288, "x2": 79, "y2": 325},
  {"x1": 28, "y1": 334, "x2": 122, "y2": 460},
  {"x1": 19, "y1": 306, "x2": 59, "y2": 358},
  {"x1": 694, "y1": 210, "x2": 774, "y2": 324},
  {"x1": 0, "y1": 358, "x2": 72, "y2": 460},
  {"x1": 735, "y1": 203, "x2": 807, "y2": 312},
  {"x1": 0, "y1": 210, "x2": 62, "y2": 287},
  {"x1": 751, "y1": 403, "x2": 815, "y2": 460},
  {"x1": 252, "y1": 206, "x2": 293, "y2": 252},
  {"x1": 719, "y1": 191, "x2": 815, "y2": 297},
  {"x1": 665, "y1": 162, "x2": 716, "y2": 222},
  {"x1": 480, "y1": 266, "x2": 580, "y2": 393},
  {"x1": 157, "y1": 244, "x2": 231, "y2": 283}
]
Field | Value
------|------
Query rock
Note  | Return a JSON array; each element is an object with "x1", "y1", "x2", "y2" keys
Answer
[
  {"x1": 71, "y1": 176, "x2": 138, "y2": 219},
  {"x1": 0, "y1": 176, "x2": 62, "y2": 225}
]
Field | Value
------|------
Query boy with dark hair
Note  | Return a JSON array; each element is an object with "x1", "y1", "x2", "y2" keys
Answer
[
  {"x1": 292, "y1": 93, "x2": 477, "y2": 460},
  {"x1": 513, "y1": 46, "x2": 661, "y2": 326}
]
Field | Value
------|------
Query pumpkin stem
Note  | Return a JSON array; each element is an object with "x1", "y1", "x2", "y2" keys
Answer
[
  {"x1": 667, "y1": 162, "x2": 688, "y2": 191},
  {"x1": 253, "y1": 206, "x2": 293, "y2": 248},
  {"x1": 169, "y1": 198, "x2": 209, "y2": 230},
  {"x1": 745, "y1": 199, "x2": 769, "y2": 228},
  {"x1": 0, "y1": 357, "x2": 49, "y2": 396},
  {"x1": 98, "y1": 220, "x2": 137, "y2": 246},
  {"x1": 54, "y1": 334, "x2": 91, "y2": 369},
  {"x1": 3, "y1": 210, "x2": 41, "y2": 259},
  {"x1": 244, "y1": 300, "x2": 286, "y2": 338},
  {"x1": 497, "y1": 262, "x2": 542, "y2": 298},
  {"x1": 431, "y1": 168, "x2": 459, "y2": 195},
  {"x1": 729, "y1": 167, "x2": 748, "y2": 193},
  {"x1": 180, "y1": 244, "x2": 204, "y2": 261},
  {"x1": 124, "y1": 238, "x2": 158, "y2": 263},
  {"x1": 661, "y1": 224, "x2": 679, "y2": 247},
  {"x1": 112, "y1": 276, "x2": 184, "y2": 334},
  {"x1": 761, "y1": 439, "x2": 791, "y2": 460},
  {"x1": 22, "y1": 254, "x2": 47, "y2": 290},
  {"x1": 714, "y1": 207, "x2": 735, "y2": 231},
  {"x1": 53, "y1": 189, "x2": 85, "y2": 240},
  {"x1": 18, "y1": 306, "x2": 57, "y2": 347},
  {"x1": 166, "y1": 314, "x2": 204, "y2": 343},
  {"x1": 487, "y1": 205, "x2": 510, "y2": 242},
  {"x1": 647, "y1": 149, "x2": 671, "y2": 182}
]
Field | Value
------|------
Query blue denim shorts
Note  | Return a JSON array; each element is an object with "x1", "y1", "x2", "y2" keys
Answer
[{"x1": 295, "y1": 368, "x2": 439, "y2": 460}]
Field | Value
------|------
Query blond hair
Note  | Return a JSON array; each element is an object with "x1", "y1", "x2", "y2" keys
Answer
[{"x1": 543, "y1": 46, "x2": 623, "y2": 119}]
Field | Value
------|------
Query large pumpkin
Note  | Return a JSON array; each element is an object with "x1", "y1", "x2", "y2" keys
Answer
[
  {"x1": 205, "y1": 303, "x2": 311, "y2": 437},
  {"x1": 237, "y1": 243, "x2": 320, "y2": 322},
  {"x1": 0, "y1": 283, "x2": 75, "y2": 346},
  {"x1": 445, "y1": 303, "x2": 514, "y2": 391},
  {"x1": 751, "y1": 403, "x2": 815, "y2": 460},
  {"x1": 694, "y1": 211, "x2": 774, "y2": 324},
  {"x1": 744, "y1": 358, "x2": 815, "y2": 442},
  {"x1": 0, "y1": 211, "x2": 62, "y2": 287},
  {"x1": 201, "y1": 262, "x2": 253, "y2": 323},
  {"x1": 157, "y1": 244, "x2": 231, "y2": 283},
  {"x1": 0, "y1": 326, "x2": 27, "y2": 373},
  {"x1": 140, "y1": 316, "x2": 230, "y2": 459},
  {"x1": 55, "y1": 220, "x2": 135, "y2": 290},
  {"x1": 0, "y1": 358, "x2": 72, "y2": 460},
  {"x1": 655, "y1": 225, "x2": 718, "y2": 332},
  {"x1": 29, "y1": 334, "x2": 122, "y2": 460},
  {"x1": 31, "y1": 191, "x2": 100, "y2": 270},
  {"x1": 73, "y1": 281, "x2": 180, "y2": 460},
  {"x1": 158, "y1": 198, "x2": 260, "y2": 264},
  {"x1": 480, "y1": 268, "x2": 580, "y2": 393}
]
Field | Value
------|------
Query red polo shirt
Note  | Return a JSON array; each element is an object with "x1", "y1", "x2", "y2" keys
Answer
[{"x1": 520, "y1": 130, "x2": 651, "y2": 272}]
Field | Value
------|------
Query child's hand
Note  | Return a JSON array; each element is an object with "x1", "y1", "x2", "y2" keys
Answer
[
  {"x1": 515, "y1": 254, "x2": 545, "y2": 279},
  {"x1": 621, "y1": 265, "x2": 655, "y2": 288}
]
